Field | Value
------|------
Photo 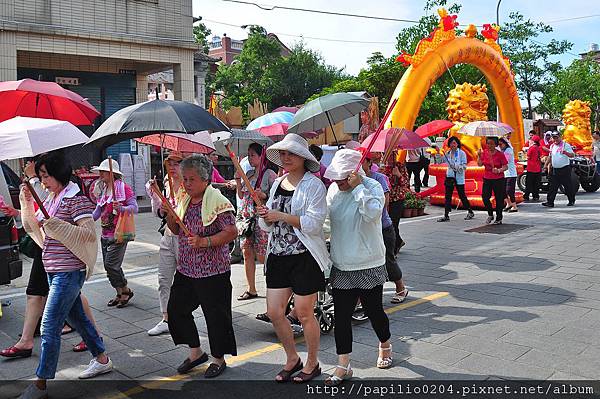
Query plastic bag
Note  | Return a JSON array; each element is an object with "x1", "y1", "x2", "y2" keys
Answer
[{"x1": 115, "y1": 211, "x2": 136, "y2": 244}]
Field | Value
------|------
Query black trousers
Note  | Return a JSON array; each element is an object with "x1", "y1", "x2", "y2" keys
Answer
[
  {"x1": 482, "y1": 178, "x2": 506, "y2": 220},
  {"x1": 547, "y1": 165, "x2": 576, "y2": 205},
  {"x1": 332, "y1": 285, "x2": 391, "y2": 355},
  {"x1": 406, "y1": 162, "x2": 422, "y2": 192},
  {"x1": 443, "y1": 177, "x2": 471, "y2": 217},
  {"x1": 422, "y1": 159, "x2": 430, "y2": 186},
  {"x1": 382, "y1": 225, "x2": 402, "y2": 282},
  {"x1": 524, "y1": 172, "x2": 541, "y2": 200},
  {"x1": 388, "y1": 200, "x2": 404, "y2": 252},
  {"x1": 168, "y1": 271, "x2": 237, "y2": 357}
]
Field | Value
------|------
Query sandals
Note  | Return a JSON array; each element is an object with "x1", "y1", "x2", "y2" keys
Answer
[
  {"x1": 256, "y1": 312, "x2": 271, "y2": 323},
  {"x1": 73, "y1": 340, "x2": 87, "y2": 353},
  {"x1": 0, "y1": 345, "x2": 32, "y2": 358},
  {"x1": 61, "y1": 323, "x2": 75, "y2": 335},
  {"x1": 325, "y1": 364, "x2": 353, "y2": 387},
  {"x1": 237, "y1": 291, "x2": 258, "y2": 301},
  {"x1": 116, "y1": 290, "x2": 134, "y2": 308},
  {"x1": 293, "y1": 363, "x2": 321, "y2": 383},
  {"x1": 391, "y1": 288, "x2": 409, "y2": 304},
  {"x1": 107, "y1": 295, "x2": 120, "y2": 307},
  {"x1": 275, "y1": 357, "x2": 303, "y2": 383},
  {"x1": 377, "y1": 344, "x2": 393, "y2": 369}
]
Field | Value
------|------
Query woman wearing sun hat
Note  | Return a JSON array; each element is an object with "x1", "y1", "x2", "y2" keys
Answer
[
  {"x1": 257, "y1": 133, "x2": 331, "y2": 383},
  {"x1": 91, "y1": 158, "x2": 138, "y2": 308},
  {"x1": 322, "y1": 149, "x2": 393, "y2": 386}
]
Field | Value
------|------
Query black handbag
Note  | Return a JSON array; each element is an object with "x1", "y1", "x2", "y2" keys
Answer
[
  {"x1": 237, "y1": 216, "x2": 256, "y2": 238},
  {"x1": 19, "y1": 234, "x2": 40, "y2": 259}
]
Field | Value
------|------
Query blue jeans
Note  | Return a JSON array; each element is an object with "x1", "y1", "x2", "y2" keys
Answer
[{"x1": 36, "y1": 270, "x2": 105, "y2": 379}]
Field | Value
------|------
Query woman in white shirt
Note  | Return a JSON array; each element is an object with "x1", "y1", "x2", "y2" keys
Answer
[
  {"x1": 499, "y1": 138, "x2": 518, "y2": 213},
  {"x1": 257, "y1": 134, "x2": 330, "y2": 383},
  {"x1": 322, "y1": 149, "x2": 393, "y2": 386}
]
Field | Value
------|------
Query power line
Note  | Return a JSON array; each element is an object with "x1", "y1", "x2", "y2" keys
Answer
[
  {"x1": 218, "y1": 1, "x2": 600, "y2": 28},
  {"x1": 221, "y1": 0, "x2": 421, "y2": 23},
  {"x1": 547, "y1": 14, "x2": 600, "y2": 23},
  {"x1": 202, "y1": 18, "x2": 396, "y2": 44}
]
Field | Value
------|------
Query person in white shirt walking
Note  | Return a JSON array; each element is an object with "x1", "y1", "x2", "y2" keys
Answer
[
  {"x1": 542, "y1": 131, "x2": 576, "y2": 207},
  {"x1": 499, "y1": 138, "x2": 519, "y2": 213}
]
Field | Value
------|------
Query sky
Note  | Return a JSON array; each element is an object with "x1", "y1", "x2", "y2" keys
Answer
[{"x1": 194, "y1": 0, "x2": 600, "y2": 75}]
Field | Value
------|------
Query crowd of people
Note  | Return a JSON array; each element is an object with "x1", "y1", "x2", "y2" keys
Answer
[{"x1": 0, "y1": 125, "x2": 596, "y2": 397}]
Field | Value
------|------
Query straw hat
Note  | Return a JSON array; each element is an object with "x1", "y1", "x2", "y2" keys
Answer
[
  {"x1": 92, "y1": 159, "x2": 122, "y2": 175},
  {"x1": 324, "y1": 149, "x2": 365, "y2": 181},
  {"x1": 266, "y1": 133, "x2": 320, "y2": 173}
]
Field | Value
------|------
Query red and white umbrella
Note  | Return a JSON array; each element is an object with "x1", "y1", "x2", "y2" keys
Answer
[
  {"x1": 0, "y1": 79, "x2": 100, "y2": 125},
  {"x1": 135, "y1": 132, "x2": 215, "y2": 154}
]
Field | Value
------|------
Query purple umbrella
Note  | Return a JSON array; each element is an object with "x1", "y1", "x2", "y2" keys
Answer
[{"x1": 397, "y1": 129, "x2": 430, "y2": 150}]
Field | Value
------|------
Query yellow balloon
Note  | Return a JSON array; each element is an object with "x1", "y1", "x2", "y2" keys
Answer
[{"x1": 385, "y1": 37, "x2": 524, "y2": 155}]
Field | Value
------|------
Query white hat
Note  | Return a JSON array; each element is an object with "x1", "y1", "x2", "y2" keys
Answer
[
  {"x1": 92, "y1": 158, "x2": 122, "y2": 175},
  {"x1": 266, "y1": 133, "x2": 321, "y2": 173},
  {"x1": 324, "y1": 149, "x2": 365, "y2": 181}
]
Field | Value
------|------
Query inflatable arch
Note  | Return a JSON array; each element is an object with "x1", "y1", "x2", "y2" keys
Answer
[{"x1": 384, "y1": 30, "x2": 524, "y2": 153}]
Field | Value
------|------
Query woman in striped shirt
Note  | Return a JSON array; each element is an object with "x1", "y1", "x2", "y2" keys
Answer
[{"x1": 18, "y1": 152, "x2": 111, "y2": 399}]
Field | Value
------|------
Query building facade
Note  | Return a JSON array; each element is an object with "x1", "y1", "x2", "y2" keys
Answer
[{"x1": 0, "y1": 0, "x2": 199, "y2": 164}]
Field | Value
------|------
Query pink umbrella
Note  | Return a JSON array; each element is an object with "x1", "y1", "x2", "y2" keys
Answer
[
  {"x1": 0, "y1": 79, "x2": 100, "y2": 125},
  {"x1": 135, "y1": 132, "x2": 215, "y2": 154},
  {"x1": 415, "y1": 120, "x2": 454, "y2": 138},
  {"x1": 397, "y1": 129, "x2": 431, "y2": 150},
  {"x1": 272, "y1": 106, "x2": 299, "y2": 114},
  {"x1": 360, "y1": 128, "x2": 406, "y2": 153},
  {"x1": 257, "y1": 123, "x2": 318, "y2": 141}
]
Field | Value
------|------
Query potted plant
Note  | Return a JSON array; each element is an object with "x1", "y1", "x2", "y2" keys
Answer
[
  {"x1": 416, "y1": 196, "x2": 426, "y2": 216},
  {"x1": 403, "y1": 192, "x2": 418, "y2": 218}
]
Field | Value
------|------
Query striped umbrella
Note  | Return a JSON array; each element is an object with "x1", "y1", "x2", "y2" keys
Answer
[
  {"x1": 246, "y1": 111, "x2": 294, "y2": 130},
  {"x1": 458, "y1": 121, "x2": 513, "y2": 137}
]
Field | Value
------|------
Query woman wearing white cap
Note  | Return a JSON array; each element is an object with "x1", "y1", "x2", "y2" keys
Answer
[
  {"x1": 323, "y1": 149, "x2": 393, "y2": 386},
  {"x1": 257, "y1": 133, "x2": 330, "y2": 383},
  {"x1": 91, "y1": 158, "x2": 138, "y2": 308},
  {"x1": 146, "y1": 151, "x2": 187, "y2": 336}
]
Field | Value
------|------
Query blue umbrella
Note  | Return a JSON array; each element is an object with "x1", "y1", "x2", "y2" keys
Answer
[{"x1": 246, "y1": 111, "x2": 294, "y2": 130}]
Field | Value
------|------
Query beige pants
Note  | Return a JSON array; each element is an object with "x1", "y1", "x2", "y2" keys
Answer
[{"x1": 158, "y1": 233, "x2": 179, "y2": 314}]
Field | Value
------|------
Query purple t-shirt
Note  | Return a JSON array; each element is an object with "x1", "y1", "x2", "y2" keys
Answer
[{"x1": 370, "y1": 172, "x2": 393, "y2": 228}]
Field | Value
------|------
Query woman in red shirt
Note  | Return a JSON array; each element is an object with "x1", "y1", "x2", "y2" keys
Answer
[
  {"x1": 524, "y1": 135, "x2": 542, "y2": 201},
  {"x1": 477, "y1": 137, "x2": 508, "y2": 225}
]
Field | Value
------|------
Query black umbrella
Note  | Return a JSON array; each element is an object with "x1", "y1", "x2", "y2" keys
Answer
[{"x1": 85, "y1": 99, "x2": 229, "y2": 148}]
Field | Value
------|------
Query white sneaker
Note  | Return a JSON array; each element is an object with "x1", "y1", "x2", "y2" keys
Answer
[
  {"x1": 78, "y1": 357, "x2": 113, "y2": 379},
  {"x1": 148, "y1": 320, "x2": 170, "y2": 336},
  {"x1": 18, "y1": 384, "x2": 48, "y2": 399}
]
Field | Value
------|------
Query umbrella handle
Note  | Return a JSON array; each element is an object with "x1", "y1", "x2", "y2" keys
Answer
[
  {"x1": 164, "y1": 160, "x2": 175, "y2": 204},
  {"x1": 225, "y1": 144, "x2": 262, "y2": 207},
  {"x1": 150, "y1": 181, "x2": 192, "y2": 236},
  {"x1": 19, "y1": 159, "x2": 50, "y2": 219},
  {"x1": 23, "y1": 179, "x2": 50, "y2": 219},
  {"x1": 108, "y1": 156, "x2": 117, "y2": 204},
  {"x1": 355, "y1": 98, "x2": 399, "y2": 172}
]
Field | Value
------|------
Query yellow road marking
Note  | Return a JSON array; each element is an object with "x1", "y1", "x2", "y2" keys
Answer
[{"x1": 104, "y1": 291, "x2": 449, "y2": 399}]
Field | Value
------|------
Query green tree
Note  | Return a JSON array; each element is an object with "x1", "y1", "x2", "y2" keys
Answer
[
  {"x1": 213, "y1": 26, "x2": 281, "y2": 111},
  {"x1": 539, "y1": 57, "x2": 600, "y2": 128},
  {"x1": 500, "y1": 12, "x2": 573, "y2": 119},
  {"x1": 213, "y1": 27, "x2": 343, "y2": 116},
  {"x1": 267, "y1": 42, "x2": 345, "y2": 109},
  {"x1": 193, "y1": 22, "x2": 212, "y2": 54}
]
